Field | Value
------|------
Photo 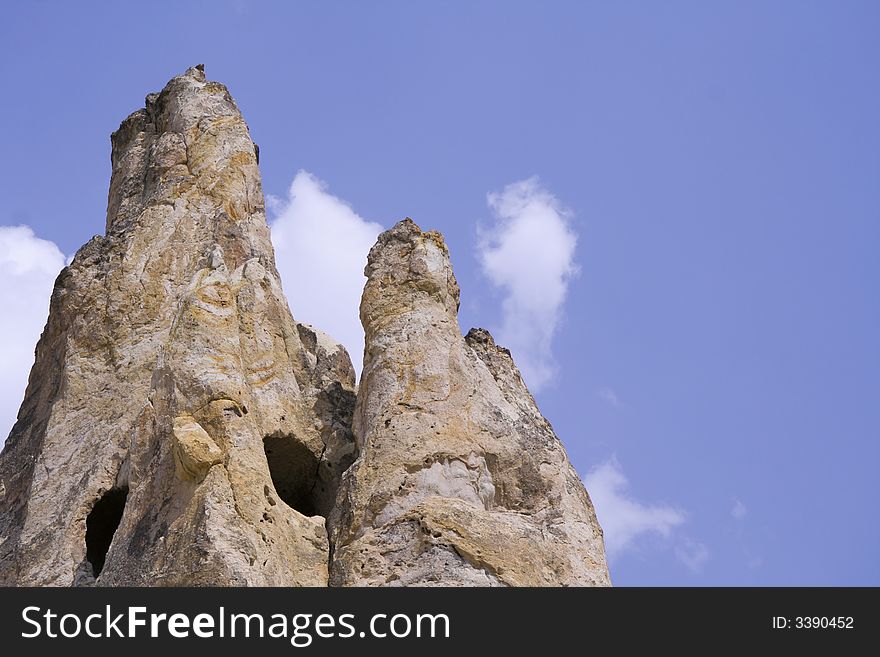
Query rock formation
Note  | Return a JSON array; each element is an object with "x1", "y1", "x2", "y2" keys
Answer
[
  {"x1": 0, "y1": 65, "x2": 355, "y2": 586},
  {"x1": 0, "y1": 67, "x2": 609, "y2": 586},
  {"x1": 328, "y1": 220, "x2": 610, "y2": 586}
]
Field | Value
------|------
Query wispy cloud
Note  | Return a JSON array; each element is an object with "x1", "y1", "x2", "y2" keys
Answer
[
  {"x1": 675, "y1": 538, "x2": 710, "y2": 573},
  {"x1": 0, "y1": 225, "x2": 66, "y2": 446},
  {"x1": 478, "y1": 177, "x2": 578, "y2": 392},
  {"x1": 268, "y1": 171, "x2": 383, "y2": 375},
  {"x1": 598, "y1": 386, "x2": 623, "y2": 408},
  {"x1": 585, "y1": 458, "x2": 686, "y2": 557},
  {"x1": 730, "y1": 496, "x2": 761, "y2": 569}
]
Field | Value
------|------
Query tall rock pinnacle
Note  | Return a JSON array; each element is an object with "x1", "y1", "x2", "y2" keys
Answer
[
  {"x1": 328, "y1": 219, "x2": 610, "y2": 586},
  {"x1": 0, "y1": 66, "x2": 356, "y2": 585}
]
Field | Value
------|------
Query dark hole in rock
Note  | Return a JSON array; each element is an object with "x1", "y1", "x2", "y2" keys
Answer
[
  {"x1": 85, "y1": 487, "x2": 128, "y2": 578},
  {"x1": 263, "y1": 435, "x2": 319, "y2": 517}
]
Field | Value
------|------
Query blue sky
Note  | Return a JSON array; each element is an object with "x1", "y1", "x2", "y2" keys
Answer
[{"x1": 1, "y1": 1, "x2": 878, "y2": 585}]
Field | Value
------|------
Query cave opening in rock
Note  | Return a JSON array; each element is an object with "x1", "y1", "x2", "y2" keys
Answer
[
  {"x1": 263, "y1": 434, "x2": 320, "y2": 517},
  {"x1": 85, "y1": 486, "x2": 128, "y2": 578}
]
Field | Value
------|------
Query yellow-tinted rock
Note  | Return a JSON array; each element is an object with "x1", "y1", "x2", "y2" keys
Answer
[
  {"x1": 0, "y1": 66, "x2": 355, "y2": 586},
  {"x1": 172, "y1": 415, "x2": 223, "y2": 481},
  {"x1": 328, "y1": 219, "x2": 611, "y2": 586}
]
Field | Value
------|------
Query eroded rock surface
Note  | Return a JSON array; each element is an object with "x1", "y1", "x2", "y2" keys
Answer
[
  {"x1": 0, "y1": 66, "x2": 355, "y2": 586},
  {"x1": 0, "y1": 68, "x2": 608, "y2": 587},
  {"x1": 328, "y1": 219, "x2": 610, "y2": 586}
]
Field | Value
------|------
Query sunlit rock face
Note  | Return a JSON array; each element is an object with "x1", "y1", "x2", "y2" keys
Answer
[
  {"x1": 0, "y1": 66, "x2": 355, "y2": 586},
  {"x1": 0, "y1": 68, "x2": 608, "y2": 588},
  {"x1": 328, "y1": 219, "x2": 610, "y2": 586}
]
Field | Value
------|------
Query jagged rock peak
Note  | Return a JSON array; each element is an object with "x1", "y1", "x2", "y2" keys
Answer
[
  {"x1": 329, "y1": 218, "x2": 610, "y2": 586},
  {"x1": 360, "y1": 218, "x2": 460, "y2": 334},
  {"x1": 106, "y1": 64, "x2": 263, "y2": 245},
  {"x1": 0, "y1": 67, "x2": 356, "y2": 586}
]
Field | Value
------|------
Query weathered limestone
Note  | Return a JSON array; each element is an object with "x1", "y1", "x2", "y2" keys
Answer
[
  {"x1": 328, "y1": 219, "x2": 610, "y2": 586},
  {"x1": 0, "y1": 66, "x2": 355, "y2": 586}
]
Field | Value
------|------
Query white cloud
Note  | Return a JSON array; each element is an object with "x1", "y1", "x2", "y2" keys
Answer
[
  {"x1": 478, "y1": 177, "x2": 578, "y2": 391},
  {"x1": 585, "y1": 458, "x2": 686, "y2": 558},
  {"x1": 675, "y1": 538, "x2": 710, "y2": 573},
  {"x1": 0, "y1": 225, "x2": 66, "y2": 446},
  {"x1": 268, "y1": 171, "x2": 383, "y2": 375},
  {"x1": 598, "y1": 386, "x2": 623, "y2": 408},
  {"x1": 730, "y1": 497, "x2": 761, "y2": 569}
]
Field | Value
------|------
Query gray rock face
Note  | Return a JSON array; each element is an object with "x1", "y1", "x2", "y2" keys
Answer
[
  {"x1": 328, "y1": 219, "x2": 610, "y2": 586},
  {"x1": 0, "y1": 66, "x2": 355, "y2": 586},
  {"x1": 0, "y1": 68, "x2": 609, "y2": 587}
]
